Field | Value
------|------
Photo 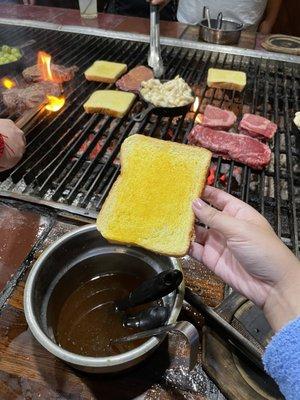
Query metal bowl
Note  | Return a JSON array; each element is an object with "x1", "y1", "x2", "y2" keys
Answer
[
  {"x1": 199, "y1": 19, "x2": 244, "y2": 45},
  {"x1": 24, "y1": 224, "x2": 184, "y2": 373}
]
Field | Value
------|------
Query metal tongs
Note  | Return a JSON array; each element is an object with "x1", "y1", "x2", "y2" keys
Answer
[
  {"x1": 203, "y1": 6, "x2": 223, "y2": 30},
  {"x1": 112, "y1": 321, "x2": 199, "y2": 370},
  {"x1": 148, "y1": 4, "x2": 164, "y2": 78}
]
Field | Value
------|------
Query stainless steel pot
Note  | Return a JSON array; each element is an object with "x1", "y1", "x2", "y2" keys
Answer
[
  {"x1": 24, "y1": 224, "x2": 195, "y2": 373},
  {"x1": 199, "y1": 19, "x2": 244, "y2": 45}
]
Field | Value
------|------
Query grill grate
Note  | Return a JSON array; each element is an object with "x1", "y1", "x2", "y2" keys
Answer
[{"x1": 0, "y1": 24, "x2": 299, "y2": 254}]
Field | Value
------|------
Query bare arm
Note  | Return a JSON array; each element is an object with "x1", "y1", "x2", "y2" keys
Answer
[{"x1": 259, "y1": 0, "x2": 282, "y2": 34}]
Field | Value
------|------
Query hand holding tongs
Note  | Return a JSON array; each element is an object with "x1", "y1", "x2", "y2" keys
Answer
[{"x1": 148, "y1": 4, "x2": 165, "y2": 78}]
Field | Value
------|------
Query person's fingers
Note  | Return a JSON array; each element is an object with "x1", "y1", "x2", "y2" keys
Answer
[
  {"x1": 189, "y1": 241, "x2": 204, "y2": 262},
  {"x1": 194, "y1": 225, "x2": 209, "y2": 244},
  {"x1": 203, "y1": 186, "x2": 248, "y2": 212},
  {"x1": 193, "y1": 199, "x2": 243, "y2": 238},
  {"x1": 202, "y1": 186, "x2": 271, "y2": 227}
]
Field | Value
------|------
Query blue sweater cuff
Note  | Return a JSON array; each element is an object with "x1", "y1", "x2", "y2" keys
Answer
[{"x1": 263, "y1": 316, "x2": 300, "y2": 400}]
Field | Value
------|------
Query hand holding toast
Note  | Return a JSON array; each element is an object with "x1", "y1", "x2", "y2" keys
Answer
[{"x1": 190, "y1": 186, "x2": 300, "y2": 331}]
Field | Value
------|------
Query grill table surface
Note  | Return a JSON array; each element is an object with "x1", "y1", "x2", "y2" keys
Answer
[
  {"x1": 0, "y1": 23, "x2": 298, "y2": 255},
  {"x1": 0, "y1": 22, "x2": 298, "y2": 400}
]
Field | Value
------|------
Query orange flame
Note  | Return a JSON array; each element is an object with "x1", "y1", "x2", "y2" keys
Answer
[
  {"x1": 192, "y1": 97, "x2": 200, "y2": 113},
  {"x1": 2, "y1": 77, "x2": 16, "y2": 89},
  {"x1": 38, "y1": 51, "x2": 54, "y2": 81},
  {"x1": 45, "y1": 95, "x2": 65, "y2": 112}
]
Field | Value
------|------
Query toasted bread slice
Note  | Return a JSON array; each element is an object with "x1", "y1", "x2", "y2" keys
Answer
[
  {"x1": 97, "y1": 134, "x2": 212, "y2": 256},
  {"x1": 84, "y1": 61, "x2": 127, "y2": 83},
  {"x1": 84, "y1": 90, "x2": 136, "y2": 118},
  {"x1": 207, "y1": 68, "x2": 246, "y2": 92}
]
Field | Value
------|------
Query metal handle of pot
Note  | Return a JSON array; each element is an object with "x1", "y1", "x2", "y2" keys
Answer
[
  {"x1": 132, "y1": 104, "x2": 155, "y2": 122},
  {"x1": 113, "y1": 321, "x2": 199, "y2": 370},
  {"x1": 174, "y1": 321, "x2": 199, "y2": 370}
]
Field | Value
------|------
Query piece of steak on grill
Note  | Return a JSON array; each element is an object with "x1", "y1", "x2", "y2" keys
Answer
[
  {"x1": 239, "y1": 113, "x2": 277, "y2": 140},
  {"x1": 116, "y1": 66, "x2": 154, "y2": 93},
  {"x1": 23, "y1": 64, "x2": 78, "y2": 83},
  {"x1": 3, "y1": 82, "x2": 62, "y2": 113},
  {"x1": 203, "y1": 105, "x2": 237, "y2": 130},
  {"x1": 188, "y1": 125, "x2": 271, "y2": 170}
]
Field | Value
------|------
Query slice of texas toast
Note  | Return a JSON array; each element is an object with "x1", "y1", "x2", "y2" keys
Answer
[
  {"x1": 84, "y1": 90, "x2": 136, "y2": 117},
  {"x1": 97, "y1": 134, "x2": 212, "y2": 256},
  {"x1": 84, "y1": 61, "x2": 127, "y2": 83}
]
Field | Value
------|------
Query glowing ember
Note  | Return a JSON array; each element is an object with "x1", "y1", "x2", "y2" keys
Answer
[
  {"x1": 206, "y1": 165, "x2": 227, "y2": 186},
  {"x1": 38, "y1": 51, "x2": 54, "y2": 82},
  {"x1": 195, "y1": 113, "x2": 203, "y2": 124},
  {"x1": 207, "y1": 166, "x2": 216, "y2": 185},
  {"x1": 191, "y1": 96, "x2": 200, "y2": 113},
  {"x1": 45, "y1": 95, "x2": 65, "y2": 112},
  {"x1": 2, "y1": 77, "x2": 16, "y2": 89}
]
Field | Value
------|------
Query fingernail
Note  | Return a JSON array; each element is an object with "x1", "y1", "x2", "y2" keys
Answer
[{"x1": 193, "y1": 199, "x2": 206, "y2": 209}]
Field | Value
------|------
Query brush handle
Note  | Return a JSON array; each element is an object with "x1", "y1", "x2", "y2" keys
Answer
[
  {"x1": 116, "y1": 270, "x2": 183, "y2": 311},
  {"x1": 124, "y1": 306, "x2": 169, "y2": 330}
]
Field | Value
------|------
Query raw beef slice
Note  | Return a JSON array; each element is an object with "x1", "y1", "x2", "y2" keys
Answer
[
  {"x1": 239, "y1": 113, "x2": 277, "y2": 140},
  {"x1": 188, "y1": 125, "x2": 271, "y2": 170},
  {"x1": 203, "y1": 105, "x2": 237, "y2": 130},
  {"x1": 116, "y1": 66, "x2": 154, "y2": 93}
]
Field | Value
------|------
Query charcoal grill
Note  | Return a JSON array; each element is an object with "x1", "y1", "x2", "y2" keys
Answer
[{"x1": 0, "y1": 21, "x2": 299, "y2": 257}]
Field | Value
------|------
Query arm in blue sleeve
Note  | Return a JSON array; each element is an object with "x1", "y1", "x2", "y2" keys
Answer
[{"x1": 263, "y1": 317, "x2": 300, "y2": 400}]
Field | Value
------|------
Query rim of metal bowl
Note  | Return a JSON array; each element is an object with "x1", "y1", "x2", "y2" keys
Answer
[
  {"x1": 24, "y1": 224, "x2": 184, "y2": 368},
  {"x1": 200, "y1": 18, "x2": 244, "y2": 32}
]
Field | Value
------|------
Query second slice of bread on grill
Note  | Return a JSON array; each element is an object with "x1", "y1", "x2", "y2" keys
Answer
[
  {"x1": 207, "y1": 68, "x2": 246, "y2": 92},
  {"x1": 84, "y1": 90, "x2": 136, "y2": 118},
  {"x1": 97, "y1": 134, "x2": 212, "y2": 256},
  {"x1": 84, "y1": 60, "x2": 127, "y2": 83}
]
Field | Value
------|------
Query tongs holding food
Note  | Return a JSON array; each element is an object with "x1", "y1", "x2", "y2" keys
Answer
[{"x1": 148, "y1": 4, "x2": 165, "y2": 78}]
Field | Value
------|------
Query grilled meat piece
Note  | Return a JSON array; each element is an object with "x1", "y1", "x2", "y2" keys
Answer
[
  {"x1": 22, "y1": 64, "x2": 78, "y2": 83},
  {"x1": 116, "y1": 66, "x2": 154, "y2": 93},
  {"x1": 203, "y1": 105, "x2": 237, "y2": 130},
  {"x1": 188, "y1": 125, "x2": 271, "y2": 170},
  {"x1": 3, "y1": 82, "x2": 61, "y2": 113},
  {"x1": 239, "y1": 113, "x2": 277, "y2": 140}
]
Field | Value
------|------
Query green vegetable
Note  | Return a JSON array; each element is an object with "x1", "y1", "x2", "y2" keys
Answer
[
  {"x1": 0, "y1": 45, "x2": 21, "y2": 64},
  {"x1": 2, "y1": 45, "x2": 10, "y2": 53}
]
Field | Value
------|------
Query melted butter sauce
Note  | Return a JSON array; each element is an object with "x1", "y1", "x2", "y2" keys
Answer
[{"x1": 54, "y1": 272, "x2": 146, "y2": 357}]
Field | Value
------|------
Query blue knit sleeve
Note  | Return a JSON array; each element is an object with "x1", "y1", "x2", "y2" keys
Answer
[{"x1": 263, "y1": 317, "x2": 300, "y2": 400}]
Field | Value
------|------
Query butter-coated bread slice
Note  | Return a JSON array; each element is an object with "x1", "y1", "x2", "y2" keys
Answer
[
  {"x1": 84, "y1": 90, "x2": 136, "y2": 117},
  {"x1": 207, "y1": 68, "x2": 246, "y2": 92},
  {"x1": 84, "y1": 61, "x2": 127, "y2": 83},
  {"x1": 97, "y1": 134, "x2": 212, "y2": 256}
]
